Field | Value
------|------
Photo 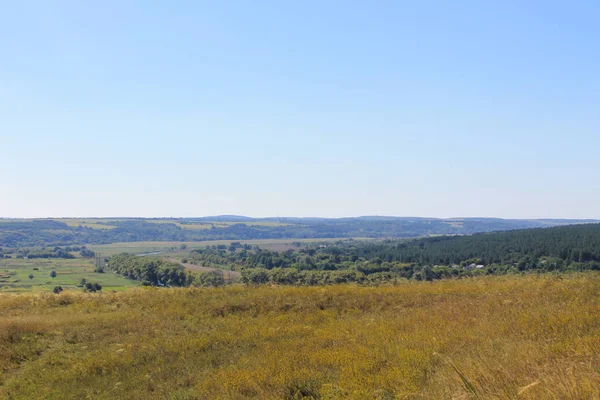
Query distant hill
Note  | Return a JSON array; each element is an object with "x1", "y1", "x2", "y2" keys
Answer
[{"x1": 0, "y1": 216, "x2": 598, "y2": 248}]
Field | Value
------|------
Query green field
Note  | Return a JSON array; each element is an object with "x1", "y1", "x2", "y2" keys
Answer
[{"x1": 0, "y1": 258, "x2": 138, "y2": 293}]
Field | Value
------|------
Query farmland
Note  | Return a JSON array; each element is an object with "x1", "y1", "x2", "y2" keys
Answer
[{"x1": 1, "y1": 274, "x2": 599, "y2": 398}]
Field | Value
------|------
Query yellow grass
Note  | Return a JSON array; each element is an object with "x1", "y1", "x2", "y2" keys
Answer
[{"x1": 1, "y1": 274, "x2": 599, "y2": 399}]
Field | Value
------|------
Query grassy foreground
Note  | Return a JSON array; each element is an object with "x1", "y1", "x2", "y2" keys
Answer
[{"x1": 1, "y1": 275, "x2": 599, "y2": 399}]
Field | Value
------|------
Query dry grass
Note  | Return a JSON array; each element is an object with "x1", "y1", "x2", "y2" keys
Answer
[{"x1": 1, "y1": 274, "x2": 599, "y2": 399}]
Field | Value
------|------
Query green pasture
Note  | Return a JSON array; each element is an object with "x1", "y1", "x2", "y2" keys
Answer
[{"x1": 0, "y1": 257, "x2": 138, "y2": 293}]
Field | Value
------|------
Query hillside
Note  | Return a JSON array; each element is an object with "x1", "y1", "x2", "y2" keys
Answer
[
  {"x1": 1, "y1": 275, "x2": 599, "y2": 399},
  {"x1": 1, "y1": 216, "x2": 598, "y2": 248}
]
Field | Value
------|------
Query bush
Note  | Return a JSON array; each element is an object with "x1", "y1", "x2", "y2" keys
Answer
[
  {"x1": 49, "y1": 270, "x2": 57, "y2": 278},
  {"x1": 53, "y1": 286, "x2": 63, "y2": 294},
  {"x1": 242, "y1": 268, "x2": 270, "y2": 285},
  {"x1": 84, "y1": 282, "x2": 102, "y2": 292},
  {"x1": 80, "y1": 249, "x2": 96, "y2": 258},
  {"x1": 195, "y1": 270, "x2": 226, "y2": 287}
]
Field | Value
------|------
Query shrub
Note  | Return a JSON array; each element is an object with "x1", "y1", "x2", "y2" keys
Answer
[
  {"x1": 84, "y1": 282, "x2": 102, "y2": 292},
  {"x1": 80, "y1": 249, "x2": 95, "y2": 258},
  {"x1": 242, "y1": 268, "x2": 269, "y2": 285},
  {"x1": 195, "y1": 270, "x2": 226, "y2": 287}
]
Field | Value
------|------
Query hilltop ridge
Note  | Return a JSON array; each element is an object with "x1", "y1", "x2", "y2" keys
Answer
[{"x1": 0, "y1": 216, "x2": 598, "y2": 248}]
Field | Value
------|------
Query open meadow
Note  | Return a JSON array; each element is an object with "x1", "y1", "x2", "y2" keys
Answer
[
  {"x1": 0, "y1": 257, "x2": 138, "y2": 293},
  {"x1": 1, "y1": 274, "x2": 599, "y2": 399}
]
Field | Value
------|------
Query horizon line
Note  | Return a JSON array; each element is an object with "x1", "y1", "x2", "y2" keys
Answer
[{"x1": 2, "y1": 215, "x2": 600, "y2": 221}]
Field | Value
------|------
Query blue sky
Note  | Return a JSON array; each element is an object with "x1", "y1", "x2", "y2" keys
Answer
[{"x1": 2, "y1": 1, "x2": 599, "y2": 218}]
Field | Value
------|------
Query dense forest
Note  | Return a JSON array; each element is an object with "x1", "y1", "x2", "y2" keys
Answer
[
  {"x1": 104, "y1": 223, "x2": 600, "y2": 287},
  {"x1": 1, "y1": 217, "x2": 597, "y2": 247}
]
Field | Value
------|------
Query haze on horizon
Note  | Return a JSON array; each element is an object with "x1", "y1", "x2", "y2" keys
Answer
[{"x1": 2, "y1": 1, "x2": 599, "y2": 220}]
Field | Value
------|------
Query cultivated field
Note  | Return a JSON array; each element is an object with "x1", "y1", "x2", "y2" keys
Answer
[
  {"x1": 0, "y1": 258, "x2": 137, "y2": 293},
  {"x1": 1, "y1": 274, "x2": 598, "y2": 398}
]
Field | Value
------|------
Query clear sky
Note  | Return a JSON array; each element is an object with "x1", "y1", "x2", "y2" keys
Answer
[{"x1": 2, "y1": 1, "x2": 599, "y2": 219}]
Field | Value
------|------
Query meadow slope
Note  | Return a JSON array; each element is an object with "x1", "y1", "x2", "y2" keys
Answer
[{"x1": 1, "y1": 274, "x2": 599, "y2": 399}]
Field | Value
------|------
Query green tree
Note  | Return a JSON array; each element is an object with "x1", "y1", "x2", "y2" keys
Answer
[{"x1": 49, "y1": 270, "x2": 57, "y2": 278}]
